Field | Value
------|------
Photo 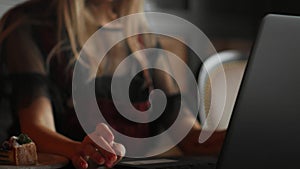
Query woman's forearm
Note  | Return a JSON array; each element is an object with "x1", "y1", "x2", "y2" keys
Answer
[
  {"x1": 178, "y1": 125, "x2": 226, "y2": 156},
  {"x1": 18, "y1": 97, "x2": 80, "y2": 159},
  {"x1": 22, "y1": 123, "x2": 80, "y2": 159}
]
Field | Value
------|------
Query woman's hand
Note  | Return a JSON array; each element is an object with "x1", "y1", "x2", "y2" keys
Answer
[{"x1": 72, "y1": 123, "x2": 126, "y2": 169}]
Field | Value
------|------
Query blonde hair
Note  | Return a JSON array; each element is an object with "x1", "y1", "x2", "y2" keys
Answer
[
  {"x1": 0, "y1": 0, "x2": 156, "y2": 64},
  {"x1": 55, "y1": 0, "x2": 156, "y2": 84},
  {"x1": 0, "y1": 0, "x2": 156, "y2": 86}
]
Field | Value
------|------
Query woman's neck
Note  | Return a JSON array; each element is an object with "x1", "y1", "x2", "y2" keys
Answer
[{"x1": 89, "y1": 1, "x2": 118, "y2": 27}]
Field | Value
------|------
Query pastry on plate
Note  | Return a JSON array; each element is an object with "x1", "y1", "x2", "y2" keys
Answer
[{"x1": 0, "y1": 133, "x2": 38, "y2": 165}]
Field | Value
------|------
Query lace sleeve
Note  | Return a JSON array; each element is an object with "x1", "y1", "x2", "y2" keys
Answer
[{"x1": 4, "y1": 23, "x2": 50, "y2": 110}]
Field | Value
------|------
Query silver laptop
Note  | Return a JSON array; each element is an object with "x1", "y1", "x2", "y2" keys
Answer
[{"x1": 116, "y1": 14, "x2": 300, "y2": 169}]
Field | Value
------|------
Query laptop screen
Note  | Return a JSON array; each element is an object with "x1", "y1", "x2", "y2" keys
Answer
[{"x1": 217, "y1": 14, "x2": 300, "y2": 169}]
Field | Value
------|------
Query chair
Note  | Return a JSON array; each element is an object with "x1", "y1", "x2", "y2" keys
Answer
[{"x1": 198, "y1": 50, "x2": 248, "y2": 131}]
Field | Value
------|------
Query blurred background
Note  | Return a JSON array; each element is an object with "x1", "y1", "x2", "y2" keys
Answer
[
  {"x1": 145, "y1": 0, "x2": 300, "y2": 74},
  {"x1": 144, "y1": 0, "x2": 300, "y2": 45},
  {"x1": 0, "y1": 0, "x2": 24, "y2": 16}
]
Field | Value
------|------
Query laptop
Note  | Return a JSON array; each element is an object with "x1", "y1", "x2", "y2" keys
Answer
[
  {"x1": 217, "y1": 14, "x2": 300, "y2": 169},
  {"x1": 115, "y1": 14, "x2": 300, "y2": 169}
]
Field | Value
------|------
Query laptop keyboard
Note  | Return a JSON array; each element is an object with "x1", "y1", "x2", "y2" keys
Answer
[
  {"x1": 115, "y1": 157, "x2": 217, "y2": 169},
  {"x1": 155, "y1": 162, "x2": 216, "y2": 169}
]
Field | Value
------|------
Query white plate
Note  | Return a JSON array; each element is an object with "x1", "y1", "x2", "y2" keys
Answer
[{"x1": 0, "y1": 153, "x2": 69, "y2": 169}]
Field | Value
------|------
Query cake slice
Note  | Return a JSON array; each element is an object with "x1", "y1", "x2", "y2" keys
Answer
[{"x1": 0, "y1": 133, "x2": 38, "y2": 165}]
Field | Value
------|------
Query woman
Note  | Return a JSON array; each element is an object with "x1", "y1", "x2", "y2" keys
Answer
[{"x1": 0, "y1": 0, "x2": 225, "y2": 168}]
